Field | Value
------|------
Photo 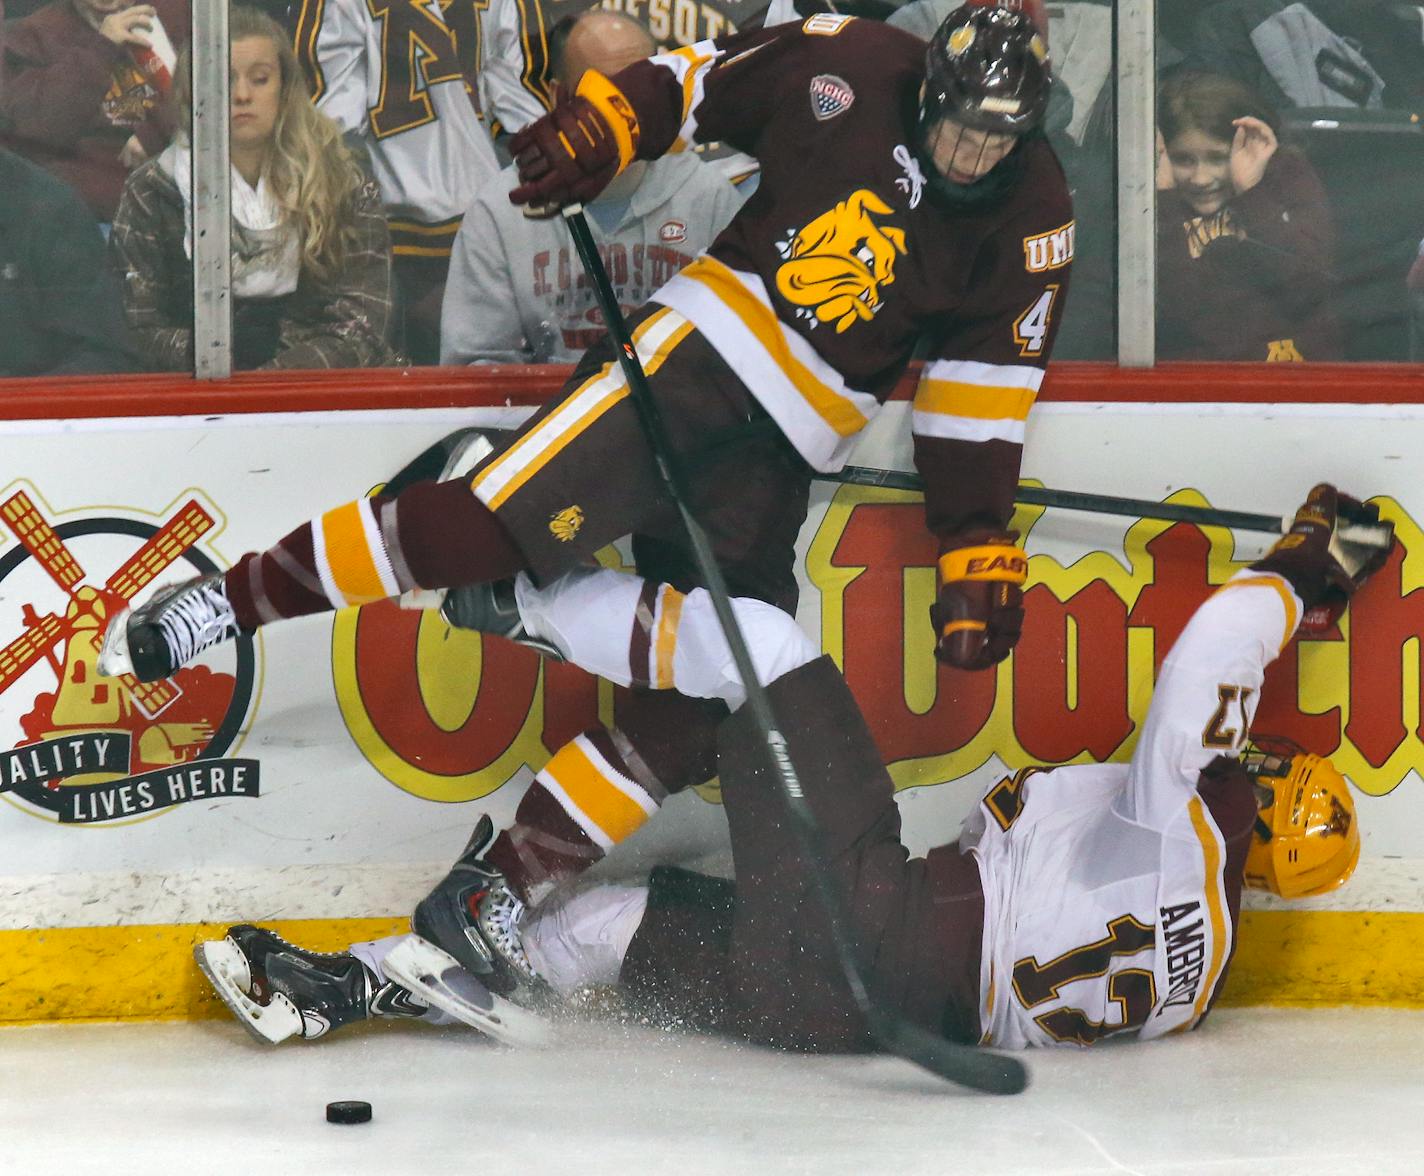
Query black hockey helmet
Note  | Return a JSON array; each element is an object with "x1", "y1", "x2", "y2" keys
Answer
[{"x1": 921, "y1": 3, "x2": 1052, "y2": 138}]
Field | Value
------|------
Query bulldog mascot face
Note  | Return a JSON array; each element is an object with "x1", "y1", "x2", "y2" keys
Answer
[{"x1": 774, "y1": 189, "x2": 909, "y2": 334}]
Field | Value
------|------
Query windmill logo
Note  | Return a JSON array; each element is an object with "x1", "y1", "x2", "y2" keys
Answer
[{"x1": 0, "y1": 485, "x2": 258, "y2": 825}]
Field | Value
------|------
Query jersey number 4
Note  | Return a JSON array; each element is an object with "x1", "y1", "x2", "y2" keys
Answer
[{"x1": 1013, "y1": 285, "x2": 1059, "y2": 357}]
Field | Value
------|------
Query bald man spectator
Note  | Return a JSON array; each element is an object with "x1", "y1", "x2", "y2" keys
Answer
[{"x1": 438, "y1": 11, "x2": 744, "y2": 365}]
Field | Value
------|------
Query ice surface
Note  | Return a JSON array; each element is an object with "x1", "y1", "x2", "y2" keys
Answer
[{"x1": 4, "y1": 1008, "x2": 1422, "y2": 1175}]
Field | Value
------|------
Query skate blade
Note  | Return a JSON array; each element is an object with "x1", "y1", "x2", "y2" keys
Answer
[
  {"x1": 382, "y1": 936, "x2": 552, "y2": 1049},
  {"x1": 95, "y1": 607, "x2": 136, "y2": 678},
  {"x1": 193, "y1": 940, "x2": 303, "y2": 1046}
]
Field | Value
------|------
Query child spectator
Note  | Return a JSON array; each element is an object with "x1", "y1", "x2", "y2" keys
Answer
[
  {"x1": 1156, "y1": 70, "x2": 1341, "y2": 361},
  {"x1": 109, "y1": 6, "x2": 398, "y2": 371},
  {"x1": 439, "y1": 11, "x2": 744, "y2": 365},
  {"x1": 0, "y1": 0, "x2": 188, "y2": 226}
]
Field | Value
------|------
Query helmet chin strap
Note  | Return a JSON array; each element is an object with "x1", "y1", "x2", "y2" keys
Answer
[{"x1": 914, "y1": 121, "x2": 1032, "y2": 209}]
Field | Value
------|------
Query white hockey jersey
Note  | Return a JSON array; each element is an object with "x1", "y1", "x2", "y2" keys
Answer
[
  {"x1": 293, "y1": 0, "x2": 501, "y2": 257},
  {"x1": 964, "y1": 570, "x2": 1298, "y2": 1048}
]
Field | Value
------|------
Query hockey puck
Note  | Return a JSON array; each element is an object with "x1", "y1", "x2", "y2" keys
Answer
[{"x1": 325, "y1": 1100, "x2": 372, "y2": 1125}]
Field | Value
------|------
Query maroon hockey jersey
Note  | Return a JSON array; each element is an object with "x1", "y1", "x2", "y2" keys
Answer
[{"x1": 604, "y1": 15, "x2": 1074, "y2": 541}]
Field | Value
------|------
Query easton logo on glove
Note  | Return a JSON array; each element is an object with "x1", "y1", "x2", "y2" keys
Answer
[
  {"x1": 932, "y1": 534, "x2": 1028, "y2": 671},
  {"x1": 938, "y1": 543, "x2": 1029, "y2": 583}
]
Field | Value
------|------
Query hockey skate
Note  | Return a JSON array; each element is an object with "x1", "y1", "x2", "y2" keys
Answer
[
  {"x1": 97, "y1": 573, "x2": 247, "y2": 682},
  {"x1": 386, "y1": 815, "x2": 554, "y2": 1015},
  {"x1": 194, "y1": 925, "x2": 428, "y2": 1045}
]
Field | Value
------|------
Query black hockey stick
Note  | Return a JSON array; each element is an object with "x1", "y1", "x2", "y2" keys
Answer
[
  {"x1": 824, "y1": 467, "x2": 1395, "y2": 546},
  {"x1": 563, "y1": 207, "x2": 1027, "y2": 1096}
]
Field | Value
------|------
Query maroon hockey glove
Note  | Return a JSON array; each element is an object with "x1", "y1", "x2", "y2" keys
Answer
[
  {"x1": 508, "y1": 97, "x2": 620, "y2": 214},
  {"x1": 1252, "y1": 483, "x2": 1395, "y2": 633},
  {"x1": 931, "y1": 533, "x2": 1028, "y2": 670}
]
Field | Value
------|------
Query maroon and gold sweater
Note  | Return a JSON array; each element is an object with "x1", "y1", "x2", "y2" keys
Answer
[{"x1": 591, "y1": 14, "x2": 1074, "y2": 544}]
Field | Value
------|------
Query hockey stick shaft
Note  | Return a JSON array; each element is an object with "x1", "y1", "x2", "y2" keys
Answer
[
  {"x1": 827, "y1": 466, "x2": 1393, "y2": 546},
  {"x1": 563, "y1": 208, "x2": 1025, "y2": 1096}
]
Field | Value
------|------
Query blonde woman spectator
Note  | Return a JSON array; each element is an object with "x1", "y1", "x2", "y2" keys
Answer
[
  {"x1": 109, "y1": 6, "x2": 398, "y2": 371},
  {"x1": 0, "y1": 0, "x2": 188, "y2": 225}
]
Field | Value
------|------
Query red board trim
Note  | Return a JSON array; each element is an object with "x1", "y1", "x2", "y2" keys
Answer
[{"x1": 0, "y1": 361, "x2": 1419, "y2": 420}]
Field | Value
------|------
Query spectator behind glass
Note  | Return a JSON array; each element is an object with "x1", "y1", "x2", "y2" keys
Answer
[
  {"x1": 0, "y1": 0, "x2": 189, "y2": 226},
  {"x1": 289, "y1": 0, "x2": 501, "y2": 364},
  {"x1": 109, "y1": 6, "x2": 399, "y2": 371},
  {"x1": 1156, "y1": 70, "x2": 1341, "y2": 362},
  {"x1": 1, "y1": 0, "x2": 138, "y2": 378},
  {"x1": 438, "y1": 10, "x2": 744, "y2": 365}
]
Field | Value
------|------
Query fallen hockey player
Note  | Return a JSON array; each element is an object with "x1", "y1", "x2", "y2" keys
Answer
[{"x1": 195, "y1": 483, "x2": 1390, "y2": 1052}]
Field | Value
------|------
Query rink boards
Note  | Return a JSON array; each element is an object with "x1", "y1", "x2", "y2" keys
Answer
[{"x1": 0, "y1": 363, "x2": 1420, "y2": 1022}]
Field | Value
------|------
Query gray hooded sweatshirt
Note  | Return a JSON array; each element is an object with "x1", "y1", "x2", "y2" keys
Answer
[{"x1": 440, "y1": 153, "x2": 745, "y2": 364}]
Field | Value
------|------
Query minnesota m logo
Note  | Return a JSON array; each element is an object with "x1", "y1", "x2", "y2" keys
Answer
[{"x1": 297, "y1": 0, "x2": 467, "y2": 139}]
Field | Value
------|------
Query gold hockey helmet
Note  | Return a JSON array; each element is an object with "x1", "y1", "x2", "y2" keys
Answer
[{"x1": 1242, "y1": 740, "x2": 1360, "y2": 899}]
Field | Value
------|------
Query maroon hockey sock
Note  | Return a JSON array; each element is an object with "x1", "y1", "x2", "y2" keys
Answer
[
  {"x1": 224, "y1": 479, "x2": 528, "y2": 630},
  {"x1": 486, "y1": 727, "x2": 668, "y2": 906},
  {"x1": 484, "y1": 782, "x2": 605, "y2": 907}
]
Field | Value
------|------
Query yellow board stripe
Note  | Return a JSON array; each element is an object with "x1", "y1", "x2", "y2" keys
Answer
[
  {"x1": 1214, "y1": 574, "x2": 1301, "y2": 652},
  {"x1": 3, "y1": 910, "x2": 1424, "y2": 1025},
  {"x1": 1187, "y1": 797, "x2": 1229, "y2": 1025},
  {"x1": 654, "y1": 586, "x2": 686, "y2": 689},
  {"x1": 681, "y1": 257, "x2": 869, "y2": 438},
  {"x1": 914, "y1": 380, "x2": 1038, "y2": 423},
  {"x1": 0, "y1": 918, "x2": 408, "y2": 1024},
  {"x1": 545, "y1": 739, "x2": 651, "y2": 845},
  {"x1": 472, "y1": 310, "x2": 694, "y2": 512},
  {"x1": 321, "y1": 501, "x2": 390, "y2": 606}
]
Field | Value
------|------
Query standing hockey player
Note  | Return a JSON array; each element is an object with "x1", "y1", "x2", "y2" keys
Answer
[
  {"x1": 104, "y1": 4, "x2": 1068, "y2": 993},
  {"x1": 194, "y1": 484, "x2": 1390, "y2": 1048}
]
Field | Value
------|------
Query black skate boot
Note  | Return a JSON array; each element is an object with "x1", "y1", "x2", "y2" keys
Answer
[
  {"x1": 409, "y1": 815, "x2": 550, "y2": 1004},
  {"x1": 97, "y1": 574, "x2": 248, "y2": 682},
  {"x1": 440, "y1": 579, "x2": 565, "y2": 661},
  {"x1": 195, "y1": 925, "x2": 428, "y2": 1045}
]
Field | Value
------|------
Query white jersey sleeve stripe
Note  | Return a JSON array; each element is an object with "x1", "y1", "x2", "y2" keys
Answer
[
  {"x1": 921, "y1": 358, "x2": 1046, "y2": 391},
  {"x1": 647, "y1": 43, "x2": 719, "y2": 152},
  {"x1": 911, "y1": 411, "x2": 1028, "y2": 445}
]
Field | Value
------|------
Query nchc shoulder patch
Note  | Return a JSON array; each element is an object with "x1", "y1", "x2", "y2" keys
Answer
[{"x1": 809, "y1": 74, "x2": 855, "y2": 122}]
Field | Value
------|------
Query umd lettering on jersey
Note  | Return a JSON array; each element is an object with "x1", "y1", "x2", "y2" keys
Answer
[
  {"x1": 1022, "y1": 220, "x2": 1075, "y2": 273},
  {"x1": 1157, "y1": 900, "x2": 1207, "y2": 1013}
]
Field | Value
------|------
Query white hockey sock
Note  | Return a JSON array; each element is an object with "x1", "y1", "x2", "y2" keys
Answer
[
  {"x1": 522, "y1": 884, "x2": 651, "y2": 998},
  {"x1": 514, "y1": 567, "x2": 817, "y2": 709}
]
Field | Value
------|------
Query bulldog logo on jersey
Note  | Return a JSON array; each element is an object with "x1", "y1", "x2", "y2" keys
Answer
[
  {"x1": 774, "y1": 190, "x2": 907, "y2": 333},
  {"x1": 549, "y1": 505, "x2": 584, "y2": 542},
  {"x1": 809, "y1": 74, "x2": 855, "y2": 121}
]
